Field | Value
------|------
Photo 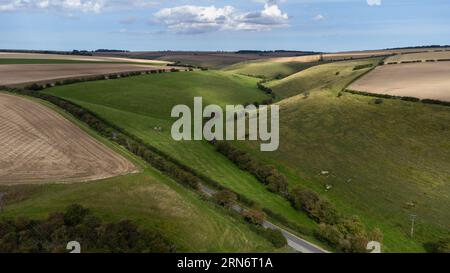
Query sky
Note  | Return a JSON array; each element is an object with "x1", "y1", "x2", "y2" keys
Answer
[{"x1": 0, "y1": 0, "x2": 449, "y2": 52}]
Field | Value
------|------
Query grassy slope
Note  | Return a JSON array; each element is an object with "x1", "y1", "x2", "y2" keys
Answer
[
  {"x1": 0, "y1": 92, "x2": 276, "y2": 252},
  {"x1": 224, "y1": 60, "x2": 321, "y2": 80},
  {"x1": 266, "y1": 60, "x2": 375, "y2": 99},
  {"x1": 234, "y1": 59, "x2": 450, "y2": 252},
  {"x1": 43, "y1": 71, "x2": 319, "y2": 235}
]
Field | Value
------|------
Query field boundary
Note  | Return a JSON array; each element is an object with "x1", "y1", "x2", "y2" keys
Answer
[{"x1": 343, "y1": 89, "x2": 450, "y2": 107}]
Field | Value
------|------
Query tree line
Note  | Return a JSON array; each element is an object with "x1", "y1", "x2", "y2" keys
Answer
[
  {"x1": 212, "y1": 189, "x2": 287, "y2": 248},
  {"x1": 0, "y1": 204, "x2": 175, "y2": 253},
  {"x1": 25, "y1": 69, "x2": 181, "y2": 91},
  {"x1": 345, "y1": 89, "x2": 450, "y2": 107}
]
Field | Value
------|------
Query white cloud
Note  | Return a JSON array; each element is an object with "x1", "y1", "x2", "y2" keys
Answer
[
  {"x1": 313, "y1": 14, "x2": 325, "y2": 21},
  {"x1": 154, "y1": 3, "x2": 289, "y2": 34},
  {"x1": 367, "y1": 0, "x2": 381, "y2": 6}
]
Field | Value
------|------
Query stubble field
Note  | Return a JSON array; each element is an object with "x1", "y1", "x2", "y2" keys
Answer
[
  {"x1": 349, "y1": 62, "x2": 450, "y2": 101},
  {"x1": 0, "y1": 92, "x2": 136, "y2": 184}
]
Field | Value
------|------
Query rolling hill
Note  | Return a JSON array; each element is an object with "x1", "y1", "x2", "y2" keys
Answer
[{"x1": 233, "y1": 59, "x2": 450, "y2": 252}]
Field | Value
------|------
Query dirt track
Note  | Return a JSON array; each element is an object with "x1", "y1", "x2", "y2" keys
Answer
[
  {"x1": 348, "y1": 62, "x2": 450, "y2": 101},
  {"x1": 0, "y1": 63, "x2": 170, "y2": 86},
  {"x1": 0, "y1": 93, "x2": 136, "y2": 184}
]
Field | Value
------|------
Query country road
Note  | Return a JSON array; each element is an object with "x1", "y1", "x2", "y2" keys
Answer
[{"x1": 199, "y1": 185, "x2": 329, "y2": 253}]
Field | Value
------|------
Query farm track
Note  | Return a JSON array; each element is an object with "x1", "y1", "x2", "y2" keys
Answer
[{"x1": 0, "y1": 92, "x2": 136, "y2": 184}]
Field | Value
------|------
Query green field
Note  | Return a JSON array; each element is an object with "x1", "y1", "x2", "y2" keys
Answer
[
  {"x1": 0, "y1": 93, "x2": 278, "y2": 252},
  {"x1": 266, "y1": 60, "x2": 377, "y2": 99},
  {"x1": 0, "y1": 58, "x2": 164, "y2": 66},
  {"x1": 224, "y1": 59, "x2": 322, "y2": 80},
  {"x1": 43, "y1": 71, "x2": 320, "y2": 238},
  {"x1": 233, "y1": 59, "x2": 450, "y2": 252}
]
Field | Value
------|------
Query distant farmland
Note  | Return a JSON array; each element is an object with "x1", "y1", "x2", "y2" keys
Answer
[
  {"x1": 0, "y1": 52, "x2": 170, "y2": 64},
  {"x1": 385, "y1": 50, "x2": 450, "y2": 64},
  {"x1": 0, "y1": 92, "x2": 136, "y2": 184},
  {"x1": 349, "y1": 62, "x2": 450, "y2": 102},
  {"x1": 0, "y1": 63, "x2": 171, "y2": 87}
]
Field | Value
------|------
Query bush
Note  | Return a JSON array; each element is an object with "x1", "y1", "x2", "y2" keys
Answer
[
  {"x1": 289, "y1": 187, "x2": 340, "y2": 224},
  {"x1": 26, "y1": 83, "x2": 44, "y2": 91},
  {"x1": 214, "y1": 190, "x2": 238, "y2": 209},
  {"x1": 374, "y1": 98, "x2": 384, "y2": 104},
  {"x1": 0, "y1": 205, "x2": 175, "y2": 253},
  {"x1": 315, "y1": 216, "x2": 375, "y2": 253},
  {"x1": 64, "y1": 204, "x2": 90, "y2": 226},
  {"x1": 242, "y1": 209, "x2": 266, "y2": 226},
  {"x1": 353, "y1": 64, "x2": 373, "y2": 71},
  {"x1": 261, "y1": 228, "x2": 287, "y2": 248},
  {"x1": 426, "y1": 237, "x2": 450, "y2": 253}
]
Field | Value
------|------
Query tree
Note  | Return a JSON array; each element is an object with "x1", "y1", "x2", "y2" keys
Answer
[
  {"x1": 262, "y1": 228, "x2": 287, "y2": 248},
  {"x1": 214, "y1": 190, "x2": 238, "y2": 209},
  {"x1": 64, "y1": 204, "x2": 90, "y2": 226},
  {"x1": 433, "y1": 237, "x2": 450, "y2": 253},
  {"x1": 242, "y1": 209, "x2": 266, "y2": 225}
]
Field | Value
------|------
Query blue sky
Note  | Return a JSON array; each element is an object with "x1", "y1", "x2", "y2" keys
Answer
[{"x1": 1, "y1": 0, "x2": 449, "y2": 52}]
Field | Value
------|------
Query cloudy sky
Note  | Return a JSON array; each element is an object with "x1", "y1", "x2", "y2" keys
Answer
[{"x1": 1, "y1": 0, "x2": 449, "y2": 52}]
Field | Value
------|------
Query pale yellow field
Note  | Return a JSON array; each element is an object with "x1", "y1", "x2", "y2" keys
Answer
[
  {"x1": 348, "y1": 62, "x2": 450, "y2": 101},
  {"x1": 385, "y1": 50, "x2": 450, "y2": 63}
]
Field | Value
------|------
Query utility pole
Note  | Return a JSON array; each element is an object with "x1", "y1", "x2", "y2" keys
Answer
[{"x1": 410, "y1": 214, "x2": 417, "y2": 238}]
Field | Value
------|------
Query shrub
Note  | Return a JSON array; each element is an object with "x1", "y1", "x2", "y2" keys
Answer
[
  {"x1": 0, "y1": 205, "x2": 175, "y2": 253},
  {"x1": 374, "y1": 98, "x2": 384, "y2": 104},
  {"x1": 315, "y1": 217, "x2": 374, "y2": 253},
  {"x1": 26, "y1": 83, "x2": 44, "y2": 91},
  {"x1": 242, "y1": 209, "x2": 266, "y2": 226},
  {"x1": 353, "y1": 64, "x2": 373, "y2": 71},
  {"x1": 64, "y1": 204, "x2": 90, "y2": 226},
  {"x1": 289, "y1": 187, "x2": 340, "y2": 224},
  {"x1": 261, "y1": 228, "x2": 287, "y2": 248},
  {"x1": 426, "y1": 237, "x2": 450, "y2": 253},
  {"x1": 214, "y1": 190, "x2": 238, "y2": 209}
]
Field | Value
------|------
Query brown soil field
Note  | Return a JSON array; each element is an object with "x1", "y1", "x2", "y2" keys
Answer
[
  {"x1": 0, "y1": 92, "x2": 136, "y2": 184},
  {"x1": 0, "y1": 63, "x2": 171, "y2": 86},
  {"x1": 348, "y1": 62, "x2": 450, "y2": 101},
  {"x1": 385, "y1": 50, "x2": 450, "y2": 63},
  {"x1": 0, "y1": 52, "x2": 170, "y2": 64}
]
